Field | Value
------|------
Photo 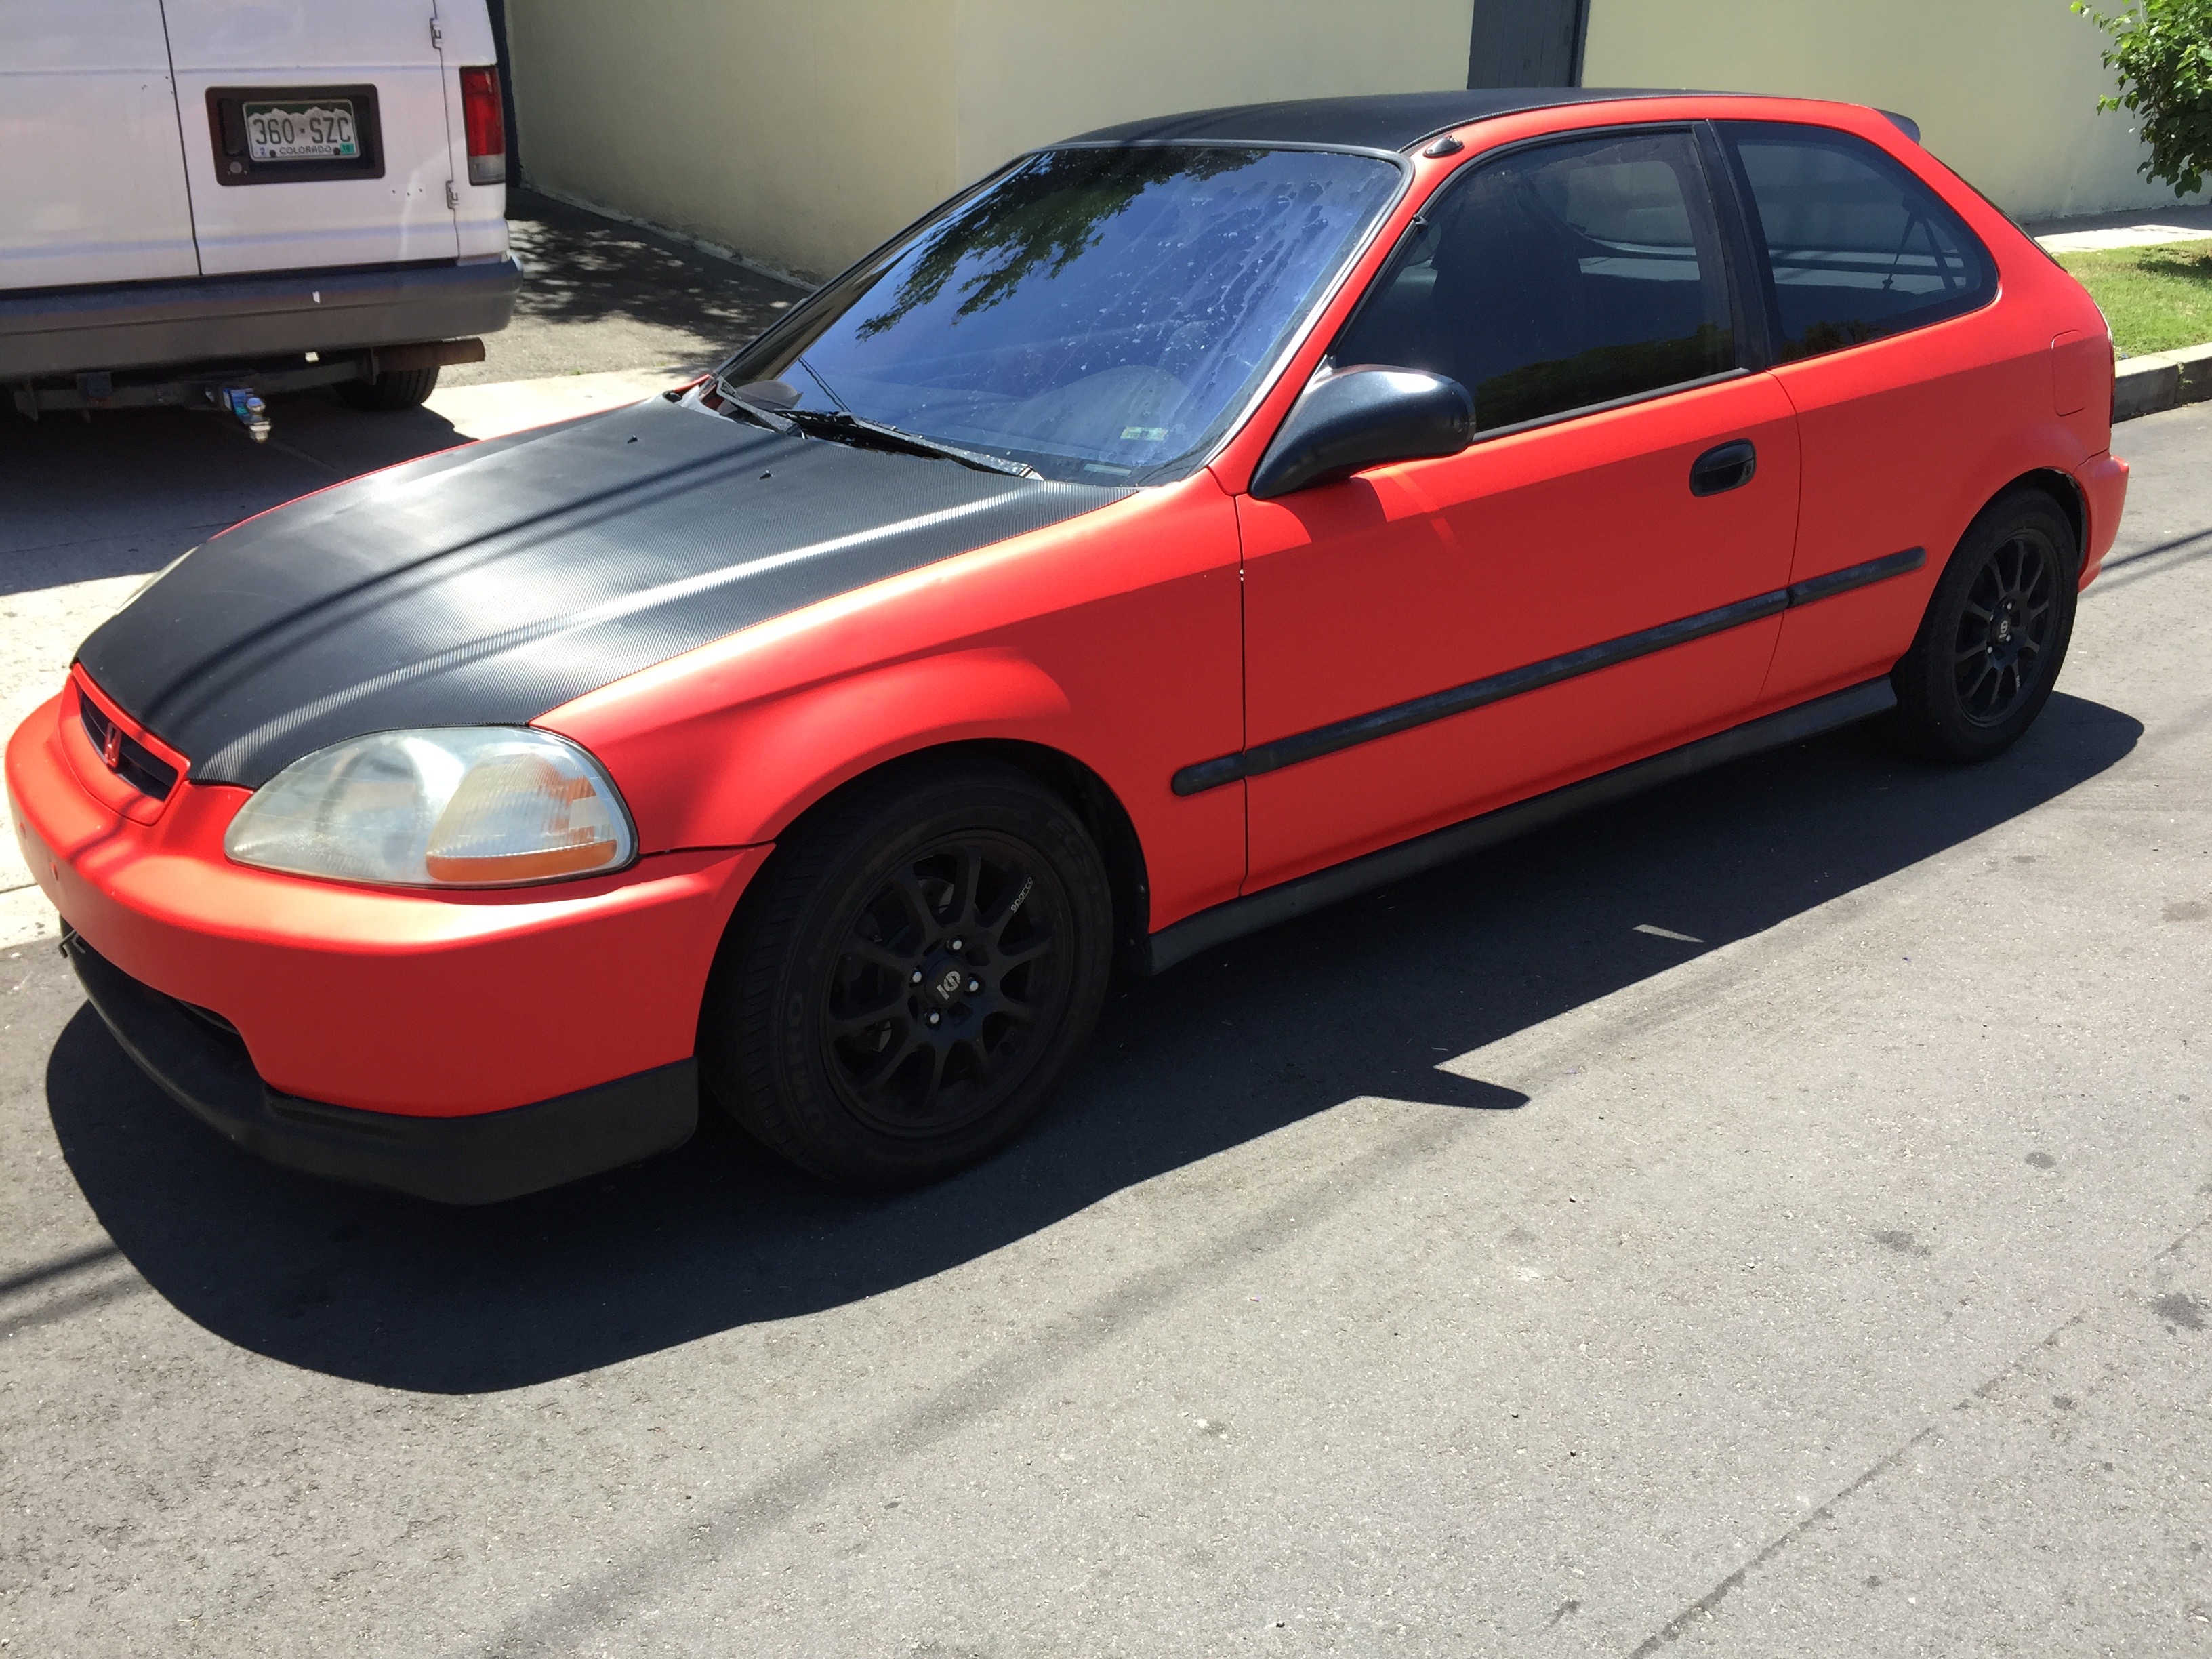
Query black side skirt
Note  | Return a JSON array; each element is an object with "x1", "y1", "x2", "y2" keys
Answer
[
  {"x1": 1143, "y1": 676, "x2": 1896, "y2": 975},
  {"x1": 65, "y1": 933, "x2": 697, "y2": 1204}
]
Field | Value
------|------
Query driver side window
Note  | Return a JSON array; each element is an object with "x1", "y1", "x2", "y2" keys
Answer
[{"x1": 1332, "y1": 129, "x2": 1739, "y2": 433}]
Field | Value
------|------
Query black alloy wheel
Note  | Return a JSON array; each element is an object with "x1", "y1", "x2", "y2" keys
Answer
[
  {"x1": 699, "y1": 760, "x2": 1113, "y2": 1188},
  {"x1": 825, "y1": 833, "x2": 1071, "y2": 1140},
  {"x1": 1893, "y1": 488, "x2": 2078, "y2": 764},
  {"x1": 1951, "y1": 529, "x2": 2058, "y2": 725}
]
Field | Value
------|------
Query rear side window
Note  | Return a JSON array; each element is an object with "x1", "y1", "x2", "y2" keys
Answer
[
  {"x1": 1331, "y1": 129, "x2": 1737, "y2": 433},
  {"x1": 1722, "y1": 123, "x2": 1996, "y2": 361}
]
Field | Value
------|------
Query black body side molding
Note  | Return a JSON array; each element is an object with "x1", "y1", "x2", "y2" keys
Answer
[
  {"x1": 1173, "y1": 546, "x2": 1924, "y2": 794},
  {"x1": 1143, "y1": 676, "x2": 1897, "y2": 974},
  {"x1": 66, "y1": 932, "x2": 697, "y2": 1204}
]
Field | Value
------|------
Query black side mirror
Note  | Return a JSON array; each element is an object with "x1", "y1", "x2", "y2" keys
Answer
[{"x1": 1248, "y1": 365, "x2": 1473, "y2": 500}]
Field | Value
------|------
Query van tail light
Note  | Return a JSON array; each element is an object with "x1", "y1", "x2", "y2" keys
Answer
[{"x1": 459, "y1": 66, "x2": 506, "y2": 185}]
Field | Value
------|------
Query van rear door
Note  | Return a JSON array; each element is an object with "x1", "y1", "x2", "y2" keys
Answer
[
  {"x1": 161, "y1": 0, "x2": 461, "y2": 276},
  {"x1": 426, "y1": 1, "x2": 510, "y2": 261},
  {"x1": 0, "y1": 0, "x2": 200, "y2": 287}
]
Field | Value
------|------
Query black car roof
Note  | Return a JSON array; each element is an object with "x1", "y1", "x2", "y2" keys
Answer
[{"x1": 1064, "y1": 88, "x2": 1700, "y2": 155}]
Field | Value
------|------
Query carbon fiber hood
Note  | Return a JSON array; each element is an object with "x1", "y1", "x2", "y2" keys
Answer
[{"x1": 79, "y1": 396, "x2": 1126, "y2": 788}]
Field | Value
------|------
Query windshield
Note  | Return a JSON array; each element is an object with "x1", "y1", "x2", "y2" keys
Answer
[{"x1": 711, "y1": 145, "x2": 1404, "y2": 483}]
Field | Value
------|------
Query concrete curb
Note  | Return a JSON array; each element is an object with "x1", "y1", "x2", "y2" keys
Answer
[{"x1": 2114, "y1": 341, "x2": 2212, "y2": 421}]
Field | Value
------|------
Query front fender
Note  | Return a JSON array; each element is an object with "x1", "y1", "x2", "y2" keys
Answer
[
  {"x1": 552, "y1": 648, "x2": 1076, "y2": 851},
  {"x1": 534, "y1": 470, "x2": 1248, "y2": 931}
]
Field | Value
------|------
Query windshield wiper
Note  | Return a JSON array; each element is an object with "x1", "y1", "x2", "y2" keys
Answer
[
  {"x1": 708, "y1": 375, "x2": 796, "y2": 434},
  {"x1": 780, "y1": 406, "x2": 1039, "y2": 479},
  {"x1": 713, "y1": 361, "x2": 1037, "y2": 479}
]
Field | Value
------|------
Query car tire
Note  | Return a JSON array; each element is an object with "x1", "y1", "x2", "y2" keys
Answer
[
  {"x1": 1891, "y1": 488, "x2": 2078, "y2": 764},
  {"x1": 335, "y1": 364, "x2": 441, "y2": 411},
  {"x1": 699, "y1": 759, "x2": 1115, "y2": 1188}
]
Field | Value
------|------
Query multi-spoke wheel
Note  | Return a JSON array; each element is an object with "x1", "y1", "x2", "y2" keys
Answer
[
  {"x1": 1893, "y1": 489, "x2": 2078, "y2": 763},
  {"x1": 699, "y1": 760, "x2": 1113, "y2": 1187},
  {"x1": 1950, "y1": 530, "x2": 2058, "y2": 724},
  {"x1": 824, "y1": 834, "x2": 1071, "y2": 1139}
]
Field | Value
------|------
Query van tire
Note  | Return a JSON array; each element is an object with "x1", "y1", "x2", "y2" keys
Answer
[{"x1": 337, "y1": 365, "x2": 441, "y2": 411}]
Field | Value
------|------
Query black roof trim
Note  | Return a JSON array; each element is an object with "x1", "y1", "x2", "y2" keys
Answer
[{"x1": 1064, "y1": 88, "x2": 1702, "y2": 154}]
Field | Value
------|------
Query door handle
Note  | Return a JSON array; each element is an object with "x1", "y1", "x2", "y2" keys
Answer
[{"x1": 1689, "y1": 439, "x2": 1757, "y2": 497}]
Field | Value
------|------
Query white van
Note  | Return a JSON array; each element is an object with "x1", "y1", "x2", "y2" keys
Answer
[{"x1": 0, "y1": 0, "x2": 519, "y2": 435}]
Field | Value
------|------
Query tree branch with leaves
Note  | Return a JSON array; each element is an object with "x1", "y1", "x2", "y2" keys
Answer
[{"x1": 2075, "y1": 0, "x2": 2212, "y2": 197}]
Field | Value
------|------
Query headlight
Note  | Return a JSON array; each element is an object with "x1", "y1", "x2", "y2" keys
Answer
[{"x1": 224, "y1": 728, "x2": 636, "y2": 889}]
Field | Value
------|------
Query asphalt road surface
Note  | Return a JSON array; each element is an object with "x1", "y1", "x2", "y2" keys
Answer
[{"x1": 2, "y1": 400, "x2": 2209, "y2": 1657}]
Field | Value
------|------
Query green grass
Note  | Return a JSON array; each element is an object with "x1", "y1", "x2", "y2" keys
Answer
[{"x1": 2054, "y1": 240, "x2": 2212, "y2": 358}]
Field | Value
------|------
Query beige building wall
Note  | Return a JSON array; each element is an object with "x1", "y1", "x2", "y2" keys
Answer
[
  {"x1": 1582, "y1": 0, "x2": 2207, "y2": 220},
  {"x1": 506, "y1": 1, "x2": 963, "y2": 282},
  {"x1": 947, "y1": 0, "x2": 1476, "y2": 188},
  {"x1": 507, "y1": 0, "x2": 1475, "y2": 281},
  {"x1": 509, "y1": 1, "x2": 2202, "y2": 283}
]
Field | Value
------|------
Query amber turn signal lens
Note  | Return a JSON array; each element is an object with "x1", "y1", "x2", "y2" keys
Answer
[{"x1": 424, "y1": 761, "x2": 621, "y2": 882}]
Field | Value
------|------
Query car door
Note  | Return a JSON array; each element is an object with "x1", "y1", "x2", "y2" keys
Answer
[
  {"x1": 0, "y1": 0, "x2": 200, "y2": 288},
  {"x1": 161, "y1": 0, "x2": 462, "y2": 276},
  {"x1": 1237, "y1": 127, "x2": 1803, "y2": 892},
  {"x1": 1715, "y1": 121, "x2": 2008, "y2": 707}
]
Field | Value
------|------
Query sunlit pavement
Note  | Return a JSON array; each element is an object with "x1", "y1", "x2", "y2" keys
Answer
[
  {"x1": 1, "y1": 401, "x2": 2209, "y2": 1657},
  {"x1": 2029, "y1": 199, "x2": 2212, "y2": 254}
]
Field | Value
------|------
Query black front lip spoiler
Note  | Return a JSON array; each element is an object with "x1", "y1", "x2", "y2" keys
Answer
[
  {"x1": 1, "y1": 255, "x2": 523, "y2": 381},
  {"x1": 64, "y1": 931, "x2": 697, "y2": 1205}
]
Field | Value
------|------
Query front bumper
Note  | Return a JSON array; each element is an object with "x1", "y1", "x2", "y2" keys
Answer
[
  {"x1": 9, "y1": 686, "x2": 768, "y2": 1149},
  {"x1": 0, "y1": 255, "x2": 523, "y2": 380},
  {"x1": 66, "y1": 929, "x2": 696, "y2": 1204}
]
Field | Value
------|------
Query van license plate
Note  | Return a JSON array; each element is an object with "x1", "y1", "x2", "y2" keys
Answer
[{"x1": 241, "y1": 100, "x2": 360, "y2": 162}]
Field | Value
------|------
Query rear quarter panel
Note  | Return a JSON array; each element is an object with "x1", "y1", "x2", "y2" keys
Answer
[{"x1": 1743, "y1": 103, "x2": 2114, "y2": 705}]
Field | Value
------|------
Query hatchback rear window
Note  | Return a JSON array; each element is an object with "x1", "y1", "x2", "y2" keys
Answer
[
  {"x1": 716, "y1": 146, "x2": 1403, "y2": 483},
  {"x1": 1721, "y1": 122, "x2": 1996, "y2": 361}
]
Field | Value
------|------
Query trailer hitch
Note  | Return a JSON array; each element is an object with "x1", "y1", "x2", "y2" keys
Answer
[{"x1": 220, "y1": 386, "x2": 271, "y2": 442}]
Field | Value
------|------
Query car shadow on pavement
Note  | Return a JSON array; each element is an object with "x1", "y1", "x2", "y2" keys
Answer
[{"x1": 45, "y1": 690, "x2": 2142, "y2": 1393}]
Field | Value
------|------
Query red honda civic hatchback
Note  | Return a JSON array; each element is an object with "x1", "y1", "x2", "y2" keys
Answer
[{"x1": 10, "y1": 89, "x2": 2125, "y2": 1202}]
